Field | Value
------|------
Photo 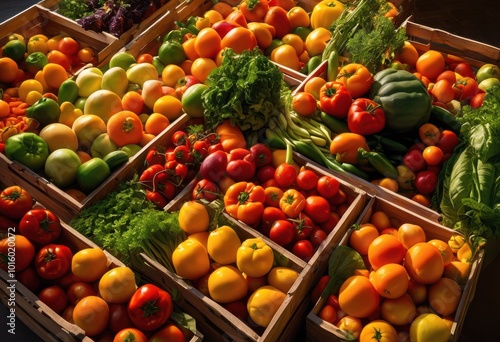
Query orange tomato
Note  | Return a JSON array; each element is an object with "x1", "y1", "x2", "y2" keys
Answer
[
  {"x1": 161, "y1": 64, "x2": 185, "y2": 87},
  {"x1": 137, "y1": 53, "x2": 153, "y2": 64},
  {"x1": 431, "y1": 79, "x2": 455, "y2": 103},
  {"x1": 72, "y1": 296, "x2": 109, "y2": 336},
  {"x1": 416, "y1": 50, "x2": 446, "y2": 82},
  {"x1": 428, "y1": 238, "x2": 454, "y2": 266},
  {"x1": 182, "y1": 37, "x2": 201, "y2": 61},
  {"x1": 247, "y1": 22, "x2": 274, "y2": 49},
  {"x1": 349, "y1": 223, "x2": 379, "y2": 256},
  {"x1": 418, "y1": 122, "x2": 440, "y2": 146},
  {"x1": 291, "y1": 91, "x2": 317, "y2": 117},
  {"x1": 77, "y1": 47, "x2": 95, "y2": 63},
  {"x1": 370, "y1": 263, "x2": 409, "y2": 299},
  {"x1": 406, "y1": 279, "x2": 427, "y2": 305},
  {"x1": 367, "y1": 234, "x2": 406, "y2": 270},
  {"x1": 427, "y1": 277, "x2": 462, "y2": 316},
  {"x1": 305, "y1": 27, "x2": 331, "y2": 57},
  {"x1": 369, "y1": 210, "x2": 392, "y2": 231},
  {"x1": 443, "y1": 260, "x2": 471, "y2": 285},
  {"x1": 329, "y1": 132, "x2": 369, "y2": 164},
  {"x1": 338, "y1": 275, "x2": 380, "y2": 318},
  {"x1": 153, "y1": 95, "x2": 183, "y2": 121},
  {"x1": 107, "y1": 110, "x2": 144, "y2": 146},
  {"x1": 359, "y1": 320, "x2": 398, "y2": 342},
  {"x1": 304, "y1": 76, "x2": 326, "y2": 100},
  {"x1": 191, "y1": 57, "x2": 218, "y2": 83},
  {"x1": 42, "y1": 63, "x2": 68, "y2": 90},
  {"x1": 281, "y1": 33, "x2": 304, "y2": 56},
  {"x1": 211, "y1": 1, "x2": 234, "y2": 18},
  {"x1": 0, "y1": 57, "x2": 20, "y2": 83},
  {"x1": 240, "y1": 0, "x2": 269, "y2": 22},
  {"x1": 397, "y1": 223, "x2": 426, "y2": 250},
  {"x1": 221, "y1": 27, "x2": 257, "y2": 54},
  {"x1": 270, "y1": 44, "x2": 302, "y2": 71},
  {"x1": 145, "y1": 113, "x2": 170, "y2": 135},
  {"x1": 194, "y1": 27, "x2": 221, "y2": 58},
  {"x1": 225, "y1": 9, "x2": 248, "y2": 28},
  {"x1": 422, "y1": 145, "x2": 444, "y2": 166},
  {"x1": 47, "y1": 50, "x2": 71, "y2": 71},
  {"x1": 394, "y1": 41, "x2": 419, "y2": 69},
  {"x1": 287, "y1": 6, "x2": 310, "y2": 29},
  {"x1": 404, "y1": 242, "x2": 444, "y2": 284},
  {"x1": 411, "y1": 193, "x2": 431, "y2": 207},
  {"x1": 121, "y1": 91, "x2": 145, "y2": 115},
  {"x1": 380, "y1": 294, "x2": 417, "y2": 326}
]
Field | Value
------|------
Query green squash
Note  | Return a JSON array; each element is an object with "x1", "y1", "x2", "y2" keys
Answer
[{"x1": 369, "y1": 68, "x2": 432, "y2": 133}]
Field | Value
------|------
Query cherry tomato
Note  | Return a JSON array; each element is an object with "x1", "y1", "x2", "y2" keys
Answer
[
  {"x1": 192, "y1": 178, "x2": 220, "y2": 202},
  {"x1": 260, "y1": 206, "x2": 287, "y2": 236},
  {"x1": 310, "y1": 227, "x2": 328, "y2": 247},
  {"x1": 292, "y1": 212, "x2": 314, "y2": 241},
  {"x1": 402, "y1": 149, "x2": 427, "y2": 173},
  {"x1": 319, "y1": 304, "x2": 338, "y2": 324},
  {"x1": 452, "y1": 62, "x2": 475, "y2": 78},
  {"x1": 257, "y1": 165, "x2": 277, "y2": 183},
  {"x1": 274, "y1": 162, "x2": 297, "y2": 188},
  {"x1": 469, "y1": 92, "x2": 485, "y2": 109},
  {"x1": 108, "y1": 303, "x2": 134, "y2": 334},
  {"x1": 38, "y1": 285, "x2": 68, "y2": 314},
  {"x1": 414, "y1": 170, "x2": 438, "y2": 195},
  {"x1": 418, "y1": 122, "x2": 441, "y2": 146},
  {"x1": 292, "y1": 239, "x2": 314, "y2": 261},
  {"x1": 422, "y1": 145, "x2": 444, "y2": 166},
  {"x1": 303, "y1": 195, "x2": 331, "y2": 224},
  {"x1": 67, "y1": 281, "x2": 97, "y2": 305},
  {"x1": 316, "y1": 175, "x2": 340, "y2": 198}
]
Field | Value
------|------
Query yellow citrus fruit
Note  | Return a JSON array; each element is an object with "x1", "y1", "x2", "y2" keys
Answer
[
  {"x1": 43, "y1": 63, "x2": 69, "y2": 89},
  {"x1": 161, "y1": 64, "x2": 185, "y2": 88}
]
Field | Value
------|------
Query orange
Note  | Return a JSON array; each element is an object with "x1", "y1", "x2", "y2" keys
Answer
[
  {"x1": 0, "y1": 57, "x2": 19, "y2": 83},
  {"x1": 0, "y1": 100, "x2": 10, "y2": 118},
  {"x1": 281, "y1": 33, "x2": 305, "y2": 56},
  {"x1": 191, "y1": 57, "x2": 217, "y2": 84},
  {"x1": 416, "y1": 50, "x2": 446, "y2": 82},
  {"x1": 153, "y1": 95, "x2": 183, "y2": 121}
]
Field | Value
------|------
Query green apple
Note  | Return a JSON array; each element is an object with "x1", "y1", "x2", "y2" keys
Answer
[
  {"x1": 478, "y1": 77, "x2": 500, "y2": 92},
  {"x1": 109, "y1": 51, "x2": 137, "y2": 71}
]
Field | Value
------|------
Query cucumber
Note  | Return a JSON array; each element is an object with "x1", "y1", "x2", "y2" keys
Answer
[
  {"x1": 103, "y1": 150, "x2": 129, "y2": 171},
  {"x1": 429, "y1": 105, "x2": 462, "y2": 134}
]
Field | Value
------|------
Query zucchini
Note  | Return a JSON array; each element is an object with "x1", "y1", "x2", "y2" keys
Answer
[{"x1": 103, "y1": 150, "x2": 129, "y2": 171}]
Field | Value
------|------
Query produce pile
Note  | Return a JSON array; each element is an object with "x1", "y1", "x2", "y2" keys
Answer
[
  {"x1": 0, "y1": 185, "x2": 196, "y2": 340},
  {"x1": 1, "y1": 0, "x2": 500, "y2": 340}
]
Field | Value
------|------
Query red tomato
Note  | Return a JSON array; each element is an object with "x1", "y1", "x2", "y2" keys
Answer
[
  {"x1": 260, "y1": 206, "x2": 287, "y2": 236},
  {"x1": 317, "y1": 175, "x2": 340, "y2": 198},
  {"x1": 108, "y1": 303, "x2": 134, "y2": 334},
  {"x1": 292, "y1": 212, "x2": 314, "y2": 241},
  {"x1": 269, "y1": 219, "x2": 295, "y2": 246},
  {"x1": 469, "y1": 92, "x2": 485, "y2": 108},
  {"x1": 0, "y1": 185, "x2": 33, "y2": 219},
  {"x1": 257, "y1": 165, "x2": 276, "y2": 183},
  {"x1": 292, "y1": 239, "x2": 314, "y2": 261},
  {"x1": 310, "y1": 227, "x2": 328, "y2": 247},
  {"x1": 67, "y1": 281, "x2": 97, "y2": 305},
  {"x1": 402, "y1": 149, "x2": 427, "y2": 173},
  {"x1": 264, "y1": 5, "x2": 292, "y2": 39},
  {"x1": 452, "y1": 62, "x2": 475, "y2": 78},
  {"x1": 303, "y1": 195, "x2": 331, "y2": 223},
  {"x1": 127, "y1": 284, "x2": 173, "y2": 331},
  {"x1": 192, "y1": 179, "x2": 220, "y2": 202},
  {"x1": 19, "y1": 209, "x2": 62, "y2": 245},
  {"x1": 274, "y1": 162, "x2": 297, "y2": 187},
  {"x1": 249, "y1": 143, "x2": 273, "y2": 168},
  {"x1": 347, "y1": 98, "x2": 386, "y2": 135},
  {"x1": 321, "y1": 212, "x2": 341, "y2": 234},
  {"x1": 58, "y1": 37, "x2": 79, "y2": 55},
  {"x1": 240, "y1": 0, "x2": 269, "y2": 22},
  {"x1": 311, "y1": 274, "x2": 330, "y2": 303},
  {"x1": 319, "y1": 304, "x2": 338, "y2": 324},
  {"x1": 38, "y1": 285, "x2": 68, "y2": 314},
  {"x1": 436, "y1": 130, "x2": 460, "y2": 154},
  {"x1": 35, "y1": 244, "x2": 73, "y2": 280},
  {"x1": 16, "y1": 266, "x2": 40, "y2": 292},
  {"x1": 453, "y1": 77, "x2": 479, "y2": 101},
  {"x1": 295, "y1": 169, "x2": 319, "y2": 191},
  {"x1": 414, "y1": 170, "x2": 438, "y2": 195}
]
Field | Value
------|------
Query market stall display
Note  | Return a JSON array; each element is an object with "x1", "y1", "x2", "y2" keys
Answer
[{"x1": 1, "y1": 0, "x2": 499, "y2": 340}]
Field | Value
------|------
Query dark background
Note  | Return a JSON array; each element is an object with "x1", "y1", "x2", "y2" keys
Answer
[{"x1": 0, "y1": 0, "x2": 499, "y2": 341}]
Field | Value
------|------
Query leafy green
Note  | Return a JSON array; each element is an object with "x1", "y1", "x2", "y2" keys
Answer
[
  {"x1": 324, "y1": 244, "x2": 366, "y2": 297},
  {"x1": 70, "y1": 177, "x2": 185, "y2": 272},
  {"x1": 346, "y1": 15, "x2": 406, "y2": 74},
  {"x1": 58, "y1": 0, "x2": 104, "y2": 20},
  {"x1": 201, "y1": 48, "x2": 288, "y2": 132}
]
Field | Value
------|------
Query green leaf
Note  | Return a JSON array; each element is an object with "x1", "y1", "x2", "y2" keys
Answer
[{"x1": 324, "y1": 245, "x2": 366, "y2": 297}]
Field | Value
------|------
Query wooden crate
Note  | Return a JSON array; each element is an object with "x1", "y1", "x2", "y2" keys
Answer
[
  {"x1": 0, "y1": 113, "x2": 191, "y2": 223},
  {"x1": 403, "y1": 19, "x2": 500, "y2": 68},
  {"x1": 306, "y1": 195, "x2": 484, "y2": 342},
  {"x1": 0, "y1": 4, "x2": 121, "y2": 65},
  {"x1": 37, "y1": 0, "x2": 181, "y2": 48},
  {"x1": 0, "y1": 206, "x2": 204, "y2": 341}
]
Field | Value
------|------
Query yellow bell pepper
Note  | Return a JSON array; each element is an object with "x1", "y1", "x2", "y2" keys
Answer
[
  {"x1": 310, "y1": 0, "x2": 345, "y2": 30},
  {"x1": 236, "y1": 237, "x2": 274, "y2": 278}
]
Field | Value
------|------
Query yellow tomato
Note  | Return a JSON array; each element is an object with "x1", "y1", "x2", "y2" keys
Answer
[
  {"x1": 172, "y1": 239, "x2": 210, "y2": 280},
  {"x1": 310, "y1": 0, "x2": 345, "y2": 30},
  {"x1": 305, "y1": 27, "x2": 332, "y2": 57},
  {"x1": 247, "y1": 285, "x2": 286, "y2": 328},
  {"x1": 98, "y1": 266, "x2": 137, "y2": 304},
  {"x1": 178, "y1": 200, "x2": 210, "y2": 234},
  {"x1": 266, "y1": 267, "x2": 299, "y2": 293},
  {"x1": 72, "y1": 296, "x2": 109, "y2": 336},
  {"x1": 71, "y1": 247, "x2": 109, "y2": 282},
  {"x1": 206, "y1": 225, "x2": 241, "y2": 265},
  {"x1": 208, "y1": 265, "x2": 248, "y2": 303},
  {"x1": 410, "y1": 313, "x2": 450, "y2": 342}
]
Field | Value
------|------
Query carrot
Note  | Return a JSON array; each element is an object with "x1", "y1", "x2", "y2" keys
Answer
[{"x1": 8, "y1": 101, "x2": 23, "y2": 108}]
